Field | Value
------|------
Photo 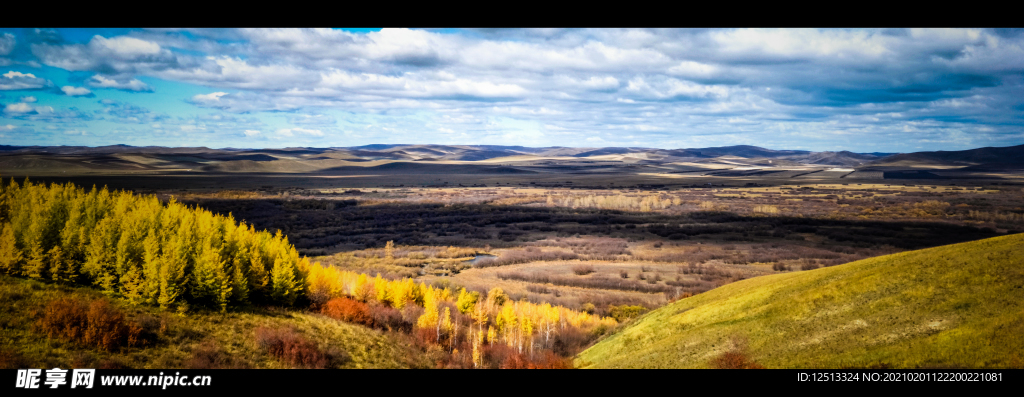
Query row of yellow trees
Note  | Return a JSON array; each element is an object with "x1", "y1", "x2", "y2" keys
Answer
[
  {"x1": 0, "y1": 179, "x2": 307, "y2": 311},
  {"x1": 308, "y1": 264, "x2": 616, "y2": 365}
]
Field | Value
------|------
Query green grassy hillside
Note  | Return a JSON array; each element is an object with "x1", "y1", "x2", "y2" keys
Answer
[{"x1": 577, "y1": 233, "x2": 1024, "y2": 369}]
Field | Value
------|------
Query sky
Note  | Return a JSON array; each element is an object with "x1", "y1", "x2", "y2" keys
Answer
[{"x1": 1, "y1": 28, "x2": 1023, "y2": 152}]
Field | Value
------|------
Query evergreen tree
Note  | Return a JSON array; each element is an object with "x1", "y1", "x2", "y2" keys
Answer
[
  {"x1": 141, "y1": 231, "x2": 162, "y2": 305},
  {"x1": 270, "y1": 256, "x2": 298, "y2": 306},
  {"x1": 0, "y1": 224, "x2": 23, "y2": 275}
]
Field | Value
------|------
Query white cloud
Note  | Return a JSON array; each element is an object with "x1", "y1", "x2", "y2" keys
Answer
[
  {"x1": 156, "y1": 56, "x2": 316, "y2": 90},
  {"x1": 4, "y1": 71, "x2": 33, "y2": 79},
  {"x1": 318, "y1": 69, "x2": 527, "y2": 99},
  {"x1": 192, "y1": 92, "x2": 228, "y2": 102},
  {"x1": 189, "y1": 91, "x2": 309, "y2": 113},
  {"x1": 19, "y1": 96, "x2": 36, "y2": 103},
  {"x1": 88, "y1": 75, "x2": 153, "y2": 91},
  {"x1": 61, "y1": 86, "x2": 93, "y2": 96},
  {"x1": 90, "y1": 35, "x2": 162, "y2": 57},
  {"x1": 276, "y1": 127, "x2": 324, "y2": 137},
  {"x1": 625, "y1": 76, "x2": 731, "y2": 99},
  {"x1": 556, "y1": 75, "x2": 620, "y2": 91},
  {"x1": 666, "y1": 61, "x2": 720, "y2": 78},
  {"x1": 4, "y1": 102, "x2": 34, "y2": 113},
  {"x1": 32, "y1": 35, "x2": 178, "y2": 75},
  {"x1": 710, "y1": 29, "x2": 894, "y2": 61},
  {"x1": 0, "y1": 70, "x2": 51, "y2": 90},
  {"x1": 244, "y1": 129, "x2": 261, "y2": 136},
  {"x1": 3, "y1": 102, "x2": 56, "y2": 118},
  {"x1": 0, "y1": 33, "x2": 14, "y2": 56}
]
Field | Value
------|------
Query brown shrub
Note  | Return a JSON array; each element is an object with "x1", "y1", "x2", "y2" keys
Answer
[
  {"x1": 571, "y1": 264, "x2": 595, "y2": 276},
  {"x1": 412, "y1": 327, "x2": 436, "y2": 347},
  {"x1": 710, "y1": 351, "x2": 765, "y2": 369},
  {"x1": 36, "y1": 298, "x2": 141, "y2": 351},
  {"x1": 96, "y1": 358, "x2": 129, "y2": 369},
  {"x1": 254, "y1": 326, "x2": 337, "y2": 369},
  {"x1": 800, "y1": 262, "x2": 821, "y2": 271},
  {"x1": 401, "y1": 304, "x2": 424, "y2": 326},
  {"x1": 321, "y1": 297, "x2": 373, "y2": 327},
  {"x1": 528, "y1": 350, "x2": 573, "y2": 369},
  {"x1": 69, "y1": 352, "x2": 93, "y2": 368},
  {"x1": 84, "y1": 300, "x2": 143, "y2": 351},
  {"x1": 552, "y1": 327, "x2": 589, "y2": 357},
  {"x1": 36, "y1": 297, "x2": 87, "y2": 342},
  {"x1": 186, "y1": 340, "x2": 248, "y2": 369},
  {"x1": 499, "y1": 351, "x2": 529, "y2": 369},
  {"x1": 367, "y1": 303, "x2": 405, "y2": 332},
  {"x1": 0, "y1": 348, "x2": 29, "y2": 369}
]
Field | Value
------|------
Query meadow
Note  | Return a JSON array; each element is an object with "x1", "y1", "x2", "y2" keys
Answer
[{"x1": 577, "y1": 233, "x2": 1024, "y2": 369}]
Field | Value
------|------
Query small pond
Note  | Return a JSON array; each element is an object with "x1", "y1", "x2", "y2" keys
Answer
[{"x1": 463, "y1": 254, "x2": 497, "y2": 265}]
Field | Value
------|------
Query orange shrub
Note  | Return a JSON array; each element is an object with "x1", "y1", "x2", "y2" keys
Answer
[
  {"x1": 500, "y1": 352, "x2": 528, "y2": 369},
  {"x1": 320, "y1": 297, "x2": 373, "y2": 327}
]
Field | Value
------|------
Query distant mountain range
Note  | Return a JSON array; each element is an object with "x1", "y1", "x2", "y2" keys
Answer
[
  {"x1": 0, "y1": 144, "x2": 896, "y2": 163},
  {"x1": 0, "y1": 143, "x2": 1020, "y2": 175}
]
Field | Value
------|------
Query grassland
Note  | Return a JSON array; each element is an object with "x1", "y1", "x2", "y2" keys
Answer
[{"x1": 577, "y1": 233, "x2": 1024, "y2": 369}]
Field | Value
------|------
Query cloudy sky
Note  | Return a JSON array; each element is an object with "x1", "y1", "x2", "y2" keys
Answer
[{"x1": 1, "y1": 28, "x2": 1023, "y2": 152}]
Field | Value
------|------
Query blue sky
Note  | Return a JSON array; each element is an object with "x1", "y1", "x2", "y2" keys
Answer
[{"x1": 1, "y1": 28, "x2": 1023, "y2": 152}]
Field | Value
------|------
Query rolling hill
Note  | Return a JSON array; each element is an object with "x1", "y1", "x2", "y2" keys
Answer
[
  {"x1": 577, "y1": 233, "x2": 1024, "y2": 369},
  {"x1": 870, "y1": 144, "x2": 1024, "y2": 168},
  {"x1": 4, "y1": 143, "x2": 1023, "y2": 184}
]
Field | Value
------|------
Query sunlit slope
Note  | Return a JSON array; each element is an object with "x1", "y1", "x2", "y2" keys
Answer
[{"x1": 578, "y1": 233, "x2": 1024, "y2": 368}]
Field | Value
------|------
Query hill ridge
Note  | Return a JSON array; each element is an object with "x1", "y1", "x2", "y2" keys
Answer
[{"x1": 578, "y1": 233, "x2": 1024, "y2": 369}]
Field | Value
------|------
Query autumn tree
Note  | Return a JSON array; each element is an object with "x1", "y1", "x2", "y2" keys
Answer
[{"x1": 384, "y1": 240, "x2": 394, "y2": 261}]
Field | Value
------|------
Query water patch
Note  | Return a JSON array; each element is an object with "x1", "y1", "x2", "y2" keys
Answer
[{"x1": 464, "y1": 254, "x2": 497, "y2": 265}]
